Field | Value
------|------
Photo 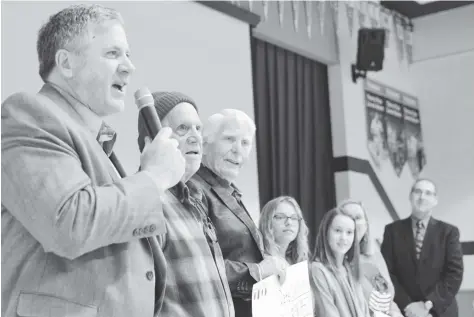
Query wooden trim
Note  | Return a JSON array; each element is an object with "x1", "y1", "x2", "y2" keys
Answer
[
  {"x1": 196, "y1": 1, "x2": 261, "y2": 27},
  {"x1": 333, "y1": 155, "x2": 474, "y2": 256}
]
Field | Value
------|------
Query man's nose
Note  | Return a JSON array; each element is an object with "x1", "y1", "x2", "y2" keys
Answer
[{"x1": 118, "y1": 55, "x2": 136, "y2": 74}]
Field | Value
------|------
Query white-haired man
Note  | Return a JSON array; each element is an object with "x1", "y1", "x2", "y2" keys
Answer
[{"x1": 193, "y1": 109, "x2": 286, "y2": 317}]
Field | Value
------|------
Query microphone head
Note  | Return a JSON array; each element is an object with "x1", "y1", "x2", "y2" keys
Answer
[{"x1": 134, "y1": 87, "x2": 154, "y2": 110}]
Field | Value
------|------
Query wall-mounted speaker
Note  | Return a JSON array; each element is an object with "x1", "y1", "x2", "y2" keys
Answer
[{"x1": 352, "y1": 28, "x2": 386, "y2": 83}]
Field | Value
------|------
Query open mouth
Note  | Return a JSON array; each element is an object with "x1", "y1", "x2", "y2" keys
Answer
[
  {"x1": 112, "y1": 83, "x2": 126, "y2": 92},
  {"x1": 185, "y1": 151, "x2": 200, "y2": 156}
]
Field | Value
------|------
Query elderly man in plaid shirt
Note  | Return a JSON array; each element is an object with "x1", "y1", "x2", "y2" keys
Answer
[{"x1": 137, "y1": 91, "x2": 234, "y2": 317}]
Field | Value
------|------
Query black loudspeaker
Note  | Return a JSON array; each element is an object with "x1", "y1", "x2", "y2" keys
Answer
[{"x1": 352, "y1": 28, "x2": 386, "y2": 83}]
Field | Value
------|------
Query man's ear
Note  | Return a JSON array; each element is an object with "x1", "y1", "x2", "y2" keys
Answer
[
  {"x1": 432, "y1": 195, "x2": 439, "y2": 208},
  {"x1": 55, "y1": 49, "x2": 75, "y2": 78}
]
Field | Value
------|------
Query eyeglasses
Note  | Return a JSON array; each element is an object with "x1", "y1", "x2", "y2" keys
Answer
[
  {"x1": 273, "y1": 214, "x2": 302, "y2": 222},
  {"x1": 412, "y1": 188, "x2": 436, "y2": 197}
]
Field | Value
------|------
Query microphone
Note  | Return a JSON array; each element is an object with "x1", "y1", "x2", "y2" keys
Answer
[{"x1": 135, "y1": 87, "x2": 162, "y2": 139}]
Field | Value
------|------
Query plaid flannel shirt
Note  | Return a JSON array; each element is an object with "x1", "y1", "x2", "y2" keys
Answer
[{"x1": 156, "y1": 180, "x2": 234, "y2": 317}]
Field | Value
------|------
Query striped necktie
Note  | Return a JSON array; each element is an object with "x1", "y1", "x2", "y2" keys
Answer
[{"x1": 415, "y1": 220, "x2": 425, "y2": 259}]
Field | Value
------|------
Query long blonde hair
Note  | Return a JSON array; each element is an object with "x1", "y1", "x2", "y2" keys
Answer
[
  {"x1": 311, "y1": 207, "x2": 362, "y2": 280},
  {"x1": 338, "y1": 199, "x2": 375, "y2": 256},
  {"x1": 259, "y1": 196, "x2": 309, "y2": 264}
]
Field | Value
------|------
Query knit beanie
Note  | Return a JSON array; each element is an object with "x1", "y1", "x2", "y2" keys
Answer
[{"x1": 137, "y1": 91, "x2": 198, "y2": 152}]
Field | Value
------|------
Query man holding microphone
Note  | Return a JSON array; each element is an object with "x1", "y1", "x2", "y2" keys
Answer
[{"x1": 2, "y1": 4, "x2": 183, "y2": 317}]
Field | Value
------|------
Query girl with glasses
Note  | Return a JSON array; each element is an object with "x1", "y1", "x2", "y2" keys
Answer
[{"x1": 259, "y1": 196, "x2": 309, "y2": 267}]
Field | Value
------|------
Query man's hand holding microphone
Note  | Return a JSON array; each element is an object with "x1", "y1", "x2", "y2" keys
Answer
[{"x1": 135, "y1": 87, "x2": 185, "y2": 193}]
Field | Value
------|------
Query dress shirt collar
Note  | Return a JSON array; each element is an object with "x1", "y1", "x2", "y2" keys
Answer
[
  {"x1": 411, "y1": 214, "x2": 430, "y2": 229},
  {"x1": 200, "y1": 164, "x2": 242, "y2": 197}
]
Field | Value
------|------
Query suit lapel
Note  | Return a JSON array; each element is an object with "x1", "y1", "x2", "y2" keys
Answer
[
  {"x1": 418, "y1": 217, "x2": 437, "y2": 265},
  {"x1": 39, "y1": 84, "x2": 121, "y2": 182},
  {"x1": 198, "y1": 166, "x2": 264, "y2": 254},
  {"x1": 402, "y1": 217, "x2": 418, "y2": 268}
]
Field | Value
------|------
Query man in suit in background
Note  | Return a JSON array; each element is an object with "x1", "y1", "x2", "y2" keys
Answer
[
  {"x1": 1, "y1": 4, "x2": 184, "y2": 317},
  {"x1": 381, "y1": 179, "x2": 464, "y2": 317},
  {"x1": 193, "y1": 109, "x2": 286, "y2": 317}
]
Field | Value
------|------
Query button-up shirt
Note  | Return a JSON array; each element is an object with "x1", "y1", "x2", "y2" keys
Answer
[
  {"x1": 411, "y1": 215, "x2": 430, "y2": 237},
  {"x1": 156, "y1": 180, "x2": 234, "y2": 317}
]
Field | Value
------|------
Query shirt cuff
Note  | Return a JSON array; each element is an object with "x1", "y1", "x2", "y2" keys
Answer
[{"x1": 247, "y1": 262, "x2": 262, "y2": 282}]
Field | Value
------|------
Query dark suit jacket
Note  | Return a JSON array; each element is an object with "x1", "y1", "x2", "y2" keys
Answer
[
  {"x1": 1, "y1": 84, "x2": 167, "y2": 317},
  {"x1": 193, "y1": 165, "x2": 264, "y2": 317},
  {"x1": 381, "y1": 217, "x2": 463, "y2": 317}
]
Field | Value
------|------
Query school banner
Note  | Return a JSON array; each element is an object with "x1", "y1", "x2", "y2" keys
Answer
[
  {"x1": 252, "y1": 261, "x2": 313, "y2": 317},
  {"x1": 403, "y1": 95, "x2": 426, "y2": 178},
  {"x1": 365, "y1": 81, "x2": 389, "y2": 169},
  {"x1": 365, "y1": 79, "x2": 425, "y2": 178}
]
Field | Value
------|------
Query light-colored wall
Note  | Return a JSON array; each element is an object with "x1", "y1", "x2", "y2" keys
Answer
[
  {"x1": 1, "y1": 1, "x2": 261, "y2": 221},
  {"x1": 327, "y1": 3, "x2": 474, "y2": 291},
  {"x1": 411, "y1": 4, "x2": 474, "y2": 292}
]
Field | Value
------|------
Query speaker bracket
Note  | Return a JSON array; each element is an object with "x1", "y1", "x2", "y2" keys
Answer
[{"x1": 351, "y1": 64, "x2": 367, "y2": 83}]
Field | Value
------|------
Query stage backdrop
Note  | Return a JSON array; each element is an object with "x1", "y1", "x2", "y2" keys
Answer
[{"x1": 1, "y1": 1, "x2": 262, "y2": 221}]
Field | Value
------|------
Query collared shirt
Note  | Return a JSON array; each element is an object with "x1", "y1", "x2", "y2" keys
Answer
[
  {"x1": 47, "y1": 83, "x2": 166, "y2": 193},
  {"x1": 203, "y1": 165, "x2": 244, "y2": 204},
  {"x1": 411, "y1": 215, "x2": 431, "y2": 237},
  {"x1": 47, "y1": 83, "x2": 120, "y2": 177},
  {"x1": 157, "y1": 180, "x2": 234, "y2": 317}
]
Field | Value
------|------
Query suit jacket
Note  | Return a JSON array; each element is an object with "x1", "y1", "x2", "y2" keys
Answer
[
  {"x1": 381, "y1": 217, "x2": 464, "y2": 317},
  {"x1": 192, "y1": 165, "x2": 264, "y2": 317},
  {"x1": 1, "y1": 84, "x2": 167, "y2": 317}
]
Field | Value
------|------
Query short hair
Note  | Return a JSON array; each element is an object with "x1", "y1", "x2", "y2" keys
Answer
[
  {"x1": 337, "y1": 199, "x2": 375, "y2": 256},
  {"x1": 202, "y1": 109, "x2": 256, "y2": 144},
  {"x1": 37, "y1": 4, "x2": 123, "y2": 82},
  {"x1": 311, "y1": 207, "x2": 361, "y2": 281},
  {"x1": 410, "y1": 178, "x2": 437, "y2": 195},
  {"x1": 259, "y1": 196, "x2": 310, "y2": 264}
]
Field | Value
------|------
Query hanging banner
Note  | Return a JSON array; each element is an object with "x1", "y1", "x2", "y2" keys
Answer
[
  {"x1": 262, "y1": 0, "x2": 269, "y2": 22},
  {"x1": 317, "y1": 1, "x2": 326, "y2": 35},
  {"x1": 365, "y1": 80, "x2": 423, "y2": 177},
  {"x1": 369, "y1": 2, "x2": 379, "y2": 28},
  {"x1": 291, "y1": 0, "x2": 299, "y2": 31},
  {"x1": 403, "y1": 96, "x2": 426, "y2": 178},
  {"x1": 252, "y1": 261, "x2": 313, "y2": 317},
  {"x1": 358, "y1": 1, "x2": 367, "y2": 29},
  {"x1": 303, "y1": 1, "x2": 313, "y2": 38},
  {"x1": 365, "y1": 81, "x2": 389, "y2": 170},
  {"x1": 381, "y1": 8, "x2": 392, "y2": 48},
  {"x1": 345, "y1": 1, "x2": 355, "y2": 37},
  {"x1": 384, "y1": 93, "x2": 406, "y2": 177},
  {"x1": 405, "y1": 20, "x2": 414, "y2": 64},
  {"x1": 277, "y1": 1, "x2": 285, "y2": 27},
  {"x1": 393, "y1": 15, "x2": 405, "y2": 62},
  {"x1": 330, "y1": 1, "x2": 340, "y2": 34}
]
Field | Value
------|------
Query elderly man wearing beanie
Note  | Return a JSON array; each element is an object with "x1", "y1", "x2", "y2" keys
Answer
[
  {"x1": 137, "y1": 92, "x2": 234, "y2": 317},
  {"x1": 192, "y1": 109, "x2": 286, "y2": 317}
]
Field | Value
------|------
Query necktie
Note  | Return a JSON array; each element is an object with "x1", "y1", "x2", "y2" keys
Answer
[
  {"x1": 232, "y1": 189, "x2": 242, "y2": 204},
  {"x1": 96, "y1": 121, "x2": 117, "y2": 157},
  {"x1": 415, "y1": 220, "x2": 425, "y2": 259}
]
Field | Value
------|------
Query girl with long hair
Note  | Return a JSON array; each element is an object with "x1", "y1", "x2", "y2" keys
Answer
[{"x1": 310, "y1": 207, "x2": 370, "y2": 317}]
